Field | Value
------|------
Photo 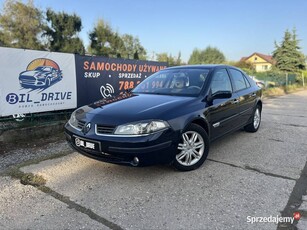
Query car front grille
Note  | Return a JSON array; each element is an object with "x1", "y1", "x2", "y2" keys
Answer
[
  {"x1": 96, "y1": 124, "x2": 116, "y2": 135},
  {"x1": 20, "y1": 78, "x2": 36, "y2": 84},
  {"x1": 77, "y1": 120, "x2": 86, "y2": 130}
]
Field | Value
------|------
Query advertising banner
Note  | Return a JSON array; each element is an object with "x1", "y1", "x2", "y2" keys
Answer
[
  {"x1": 75, "y1": 55, "x2": 167, "y2": 107},
  {"x1": 0, "y1": 47, "x2": 77, "y2": 117}
]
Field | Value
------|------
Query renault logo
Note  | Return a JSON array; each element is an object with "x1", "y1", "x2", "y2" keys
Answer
[{"x1": 82, "y1": 122, "x2": 91, "y2": 134}]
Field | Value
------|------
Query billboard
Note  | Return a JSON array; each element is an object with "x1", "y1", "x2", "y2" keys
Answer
[
  {"x1": 0, "y1": 47, "x2": 77, "y2": 117},
  {"x1": 75, "y1": 55, "x2": 167, "y2": 106},
  {"x1": 0, "y1": 47, "x2": 168, "y2": 117}
]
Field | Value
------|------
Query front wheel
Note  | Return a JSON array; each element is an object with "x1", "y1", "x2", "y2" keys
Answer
[
  {"x1": 244, "y1": 105, "x2": 261, "y2": 132},
  {"x1": 45, "y1": 78, "x2": 51, "y2": 88},
  {"x1": 172, "y1": 124, "x2": 209, "y2": 171}
]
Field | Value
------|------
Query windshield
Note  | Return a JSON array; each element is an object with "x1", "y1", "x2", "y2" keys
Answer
[
  {"x1": 132, "y1": 68, "x2": 210, "y2": 96},
  {"x1": 35, "y1": 66, "x2": 52, "y2": 71},
  {"x1": 34, "y1": 66, "x2": 44, "y2": 71}
]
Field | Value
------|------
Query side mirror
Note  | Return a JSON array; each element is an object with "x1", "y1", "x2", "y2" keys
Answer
[{"x1": 206, "y1": 90, "x2": 232, "y2": 104}]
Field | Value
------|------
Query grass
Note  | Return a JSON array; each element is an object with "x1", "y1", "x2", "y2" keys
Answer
[
  {"x1": 263, "y1": 87, "x2": 285, "y2": 97},
  {"x1": 284, "y1": 84, "x2": 305, "y2": 93},
  {"x1": 20, "y1": 173, "x2": 46, "y2": 187},
  {"x1": 263, "y1": 84, "x2": 307, "y2": 97}
]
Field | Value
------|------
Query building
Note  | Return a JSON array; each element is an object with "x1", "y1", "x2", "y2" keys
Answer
[{"x1": 240, "y1": 52, "x2": 275, "y2": 72}]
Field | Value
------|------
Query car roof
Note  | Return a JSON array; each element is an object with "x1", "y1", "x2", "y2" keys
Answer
[
  {"x1": 36, "y1": 65, "x2": 52, "y2": 67},
  {"x1": 164, "y1": 64, "x2": 235, "y2": 70}
]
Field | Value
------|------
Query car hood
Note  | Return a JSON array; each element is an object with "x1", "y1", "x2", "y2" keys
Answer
[
  {"x1": 76, "y1": 93, "x2": 197, "y2": 125},
  {"x1": 19, "y1": 70, "x2": 41, "y2": 77}
]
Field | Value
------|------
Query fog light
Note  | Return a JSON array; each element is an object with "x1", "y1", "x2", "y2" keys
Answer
[
  {"x1": 132, "y1": 157, "x2": 139, "y2": 166},
  {"x1": 65, "y1": 133, "x2": 71, "y2": 141}
]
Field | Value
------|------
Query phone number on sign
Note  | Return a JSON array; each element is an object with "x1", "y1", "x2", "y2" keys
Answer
[{"x1": 119, "y1": 81, "x2": 141, "y2": 90}]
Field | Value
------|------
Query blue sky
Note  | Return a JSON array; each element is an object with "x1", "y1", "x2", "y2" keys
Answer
[{"x1": 2, "y1": 0, "x2": 307, "y2": 62}]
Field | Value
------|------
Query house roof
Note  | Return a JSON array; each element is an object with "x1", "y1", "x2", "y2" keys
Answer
[{"x1": 241, "y1": 52, "x2": 275, "y2": 64}]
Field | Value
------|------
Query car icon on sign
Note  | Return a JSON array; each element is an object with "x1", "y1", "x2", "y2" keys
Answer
[{"x1": 19, "y1": 66, "x2": 62, "y2": 89}]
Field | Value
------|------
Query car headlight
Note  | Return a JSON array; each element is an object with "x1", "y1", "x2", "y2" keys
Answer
[
  {"x1": 68, "y1": 110, "x2": 78, "y2": 128},
  {"x1": 114, "y1": 120, "x2": 169, "y2": 135},
  {"x1": 68, "y1": 106, "x2": 93, "y2": 129},
  {"x1": 35, "y1": 73, "x2": 44, "y2": 79}
]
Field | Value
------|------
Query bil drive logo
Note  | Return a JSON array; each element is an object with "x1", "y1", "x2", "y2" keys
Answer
[{"x1": 6, "y1": 58, "x2": 72, "y2": 105}]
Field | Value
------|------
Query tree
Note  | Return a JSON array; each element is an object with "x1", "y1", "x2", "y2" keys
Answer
[
  {"x1": 188, "y1": 46, "x2": 225, "y2": 64},
  {"x1": 89, "y1": 19, "x2": 118, "y2": 57},
  {"x1": 233, "y1": 60, "x2": 254, "y2": 69},
  {"x1": 188, "y1": 48, "x2": 202, "y2": 64},
  {"x1": 62, "y1": 37, "x2": 85, "y2": 55},
  {"x1": 201, "y1": 46, "x2": 226, "y2": 64},
  {"x1": 0, "y1": 0, "x2": 43, "y2": 49},
  {"x1": 121, "y1": 34, "x2": 146, "y2": 60},
  {"x1": 89, "y1": 20, "x2": 147, "y2": 59},
  {"x1": 43, "y1": 9, "x2": 85, "y2": 54},
  {"x1": 292, "y1": 29, "x2": 306, "y2": 70},
  {"x1": 155, "y1": 52, "x2": 183, "y2": 66},
  {"x1": 273, "y1": 28, "x2": 305, "y2": 72},
  {"x1": 175, "y1": 51, "x2": 183, "y2": 66},
  {"x1": 156, "y1": 52, "x2": 176, "y2": 66},
  {"x1": 111, "y1": 32, "x2": 125, "y2": 58}
]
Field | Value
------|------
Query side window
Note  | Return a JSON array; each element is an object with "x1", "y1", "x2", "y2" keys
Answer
[
  {"x1": 210, "y1": 69, "x2": 232, "y2": 94},
  {"x1": 229, "y1": 69, "x2": 248, "y2": 91}
]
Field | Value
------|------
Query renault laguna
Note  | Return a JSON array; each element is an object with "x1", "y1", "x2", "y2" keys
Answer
[{"x1": 65, "y1": 65, "x2": 262, "y2": 171}]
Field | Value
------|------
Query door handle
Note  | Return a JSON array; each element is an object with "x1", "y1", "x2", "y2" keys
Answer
[
  {"x1": 250, "y1": 93, "x2": 256, "y2": 97},
  {"x1": 232, "y1": 98, "x2": 239, "y2": 104}
]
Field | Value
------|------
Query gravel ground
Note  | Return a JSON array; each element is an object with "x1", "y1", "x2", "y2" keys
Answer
[{"x1": 0, "y1": 136, "x2": 72, "y2": 172}]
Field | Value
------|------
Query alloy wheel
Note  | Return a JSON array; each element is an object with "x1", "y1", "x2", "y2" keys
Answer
[
  {"x1": 176, "y1": 131, "x2": 205, "y2": 166},
  {"x1": 253, "y1": 108, "x2": 260, "y2": 129}
]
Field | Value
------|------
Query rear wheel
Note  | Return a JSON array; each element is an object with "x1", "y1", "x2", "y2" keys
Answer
[
  {"x1": 244, "y1": 104, "x2": 261, "y2": 132},
  {"x1": 172, "y1": 124, "x2": 209, "y2": 171}
]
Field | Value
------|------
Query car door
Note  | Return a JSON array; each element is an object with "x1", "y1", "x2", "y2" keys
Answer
[
  {"x1": 228, "y1": 68, "x2": 256, "y2": 124},
  {"x1": 206, "y1": 68, "x2": 242, "y2": 141}
]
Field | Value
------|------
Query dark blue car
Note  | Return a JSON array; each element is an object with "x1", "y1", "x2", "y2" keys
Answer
[{"x1": 65, "y1": 65, "x2": 262, "y2": 171}]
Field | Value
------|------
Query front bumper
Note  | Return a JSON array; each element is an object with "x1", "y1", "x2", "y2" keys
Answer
[
  {"x1": 64, "y1": 122, "x2": 180, "y2": 166},
  {"x1": 19, "y1": 79, "x2": 46, "y2": 87}
]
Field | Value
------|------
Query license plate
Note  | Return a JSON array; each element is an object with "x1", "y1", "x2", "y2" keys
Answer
[{"x1": 73, "y1": 136, "x2": 100, "y2": 151}]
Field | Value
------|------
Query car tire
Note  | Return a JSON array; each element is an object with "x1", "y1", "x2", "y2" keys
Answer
[
  {"x1": 244, "y1": 104, "x2": 261, "y2": 132},
  {"x1": 46, "y1": 78, "x2": 51, "y2": 87},
  {"x1": 172, "y1": 123, "x2": 209, "y2": 171}
]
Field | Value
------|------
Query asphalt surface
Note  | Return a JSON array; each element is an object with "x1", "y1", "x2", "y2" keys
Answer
[{"x1": 1, "y1": 90, "x2": 307, "y2": 230}]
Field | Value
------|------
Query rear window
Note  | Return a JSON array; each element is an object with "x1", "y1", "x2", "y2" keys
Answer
[{"x1": 229, "y1": 69, "x2": 249, "y2": 91}]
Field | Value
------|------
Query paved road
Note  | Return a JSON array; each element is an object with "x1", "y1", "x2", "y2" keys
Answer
[{"x1": 1, "y1": 90, "x2": 307, "y2": 230}]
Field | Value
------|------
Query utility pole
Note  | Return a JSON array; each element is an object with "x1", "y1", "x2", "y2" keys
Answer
[{"x1": 302, "y1": 72, "x2": 305, "y2": 87}]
